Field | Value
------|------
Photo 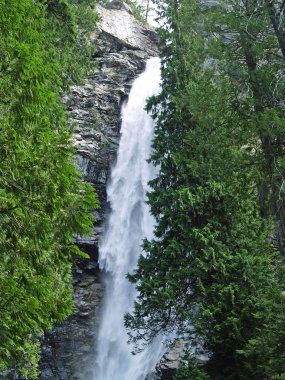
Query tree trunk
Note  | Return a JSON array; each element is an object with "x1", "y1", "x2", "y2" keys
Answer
[
  {"x1": 242, "y1": 36, "x2": 285, "y2": 254},
  {"x1": 267, "y1": 0, "x2": 285, "y2": 58},
  {"x1": 145, "y1": 0, "x2": 150, "y2": 21}
]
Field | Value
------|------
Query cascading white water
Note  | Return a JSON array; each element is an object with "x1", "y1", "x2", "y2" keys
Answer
[{"x1": 93, "y1": 57, "x2": 166, "y2": 380}]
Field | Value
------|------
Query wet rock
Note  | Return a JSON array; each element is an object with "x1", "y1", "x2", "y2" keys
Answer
[
  {"x1": 39, "y1": 272, "x2": 104, "y2": 380},
  {"x1": 38, "y1": 4, "x2": 158, "y2": 380},
  {"x1": 159, "y1": 369, "x2": 177, "y2": 380},
  {"x1": 160, "y1": 340, "x2": 189, "y2": 371},
  {"x1": 107, "y1": 0, "x2": 133, "y2": 14}
]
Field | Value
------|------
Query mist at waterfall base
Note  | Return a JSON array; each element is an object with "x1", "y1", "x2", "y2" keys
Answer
[{"x1": 93, "y1": 58, "x2": 166, "y2": 380}]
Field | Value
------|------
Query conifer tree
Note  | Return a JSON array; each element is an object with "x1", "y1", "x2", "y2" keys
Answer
[
  {"x1": 126, "y1": 0, "x2": 285, "y2": 378},
  {"x1": 0, "y1": 0, "x2": 98, "y2": 377}
]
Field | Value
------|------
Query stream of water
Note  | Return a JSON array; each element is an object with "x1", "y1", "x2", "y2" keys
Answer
[{"x1": 93, "y1": 57, "x2": 166, "y2": 380}]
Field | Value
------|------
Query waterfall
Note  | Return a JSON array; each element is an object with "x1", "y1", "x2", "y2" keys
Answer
[{"x1": 93, "y1": 57, "x2": 166, "y2": 380}]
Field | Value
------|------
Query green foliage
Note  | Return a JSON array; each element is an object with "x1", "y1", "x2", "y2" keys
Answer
[
  {"x1": 125, "y1": 0, "x2": 147, "y2": 23},
  {"x1": 0, "y1": 0, "x2": 98, "y2": 377},
  {"x1": 126, "y1": 0, "x2": 285, "y2": 379},
  {"x1": 43, "y1": 0, "x2": 99, "y2": 87},
  {"x1": 174, "y1": 358, "x2": 210, "y2": 380},
  {"x1": 98, "y1": 0, "x2": 147, "y2": 23}
]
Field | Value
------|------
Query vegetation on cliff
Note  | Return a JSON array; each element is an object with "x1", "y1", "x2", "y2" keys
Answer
[
  {"x1": 2, "y1": 0, "x2": 285, "y2": 378},
  {"x1": 0, "y1": 0, "x2": 98, "y2": 377},
  {"x1": 126, "y1": 0, "x2": 285, "y2": 379},
  {"x1": 98, "y1": 0, "x2": 150, "y2": 22}
]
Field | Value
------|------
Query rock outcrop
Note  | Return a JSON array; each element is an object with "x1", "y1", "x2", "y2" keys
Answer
[
  {"x1": 38, "y1": 4, "x2": 158, "y2": 380},
  {"x1": 69, "y1": 3, "x2": 158, "y2": 244}
]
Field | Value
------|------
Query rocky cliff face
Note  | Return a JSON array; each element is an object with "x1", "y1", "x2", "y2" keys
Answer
[
  {"x1": 71, "y1": 3, "x2": 157, "y2": 230},
  {"x1": 38, "y1": 4, "x2": 159, "y2": 380}
]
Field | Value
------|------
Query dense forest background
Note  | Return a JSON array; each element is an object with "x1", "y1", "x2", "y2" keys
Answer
[
  {"x1": 126, "y1": 0, "x2": 285, "y2": 379},
  {"x1": 1, "y1": 0, "x2": 285, "y2": 379}
]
